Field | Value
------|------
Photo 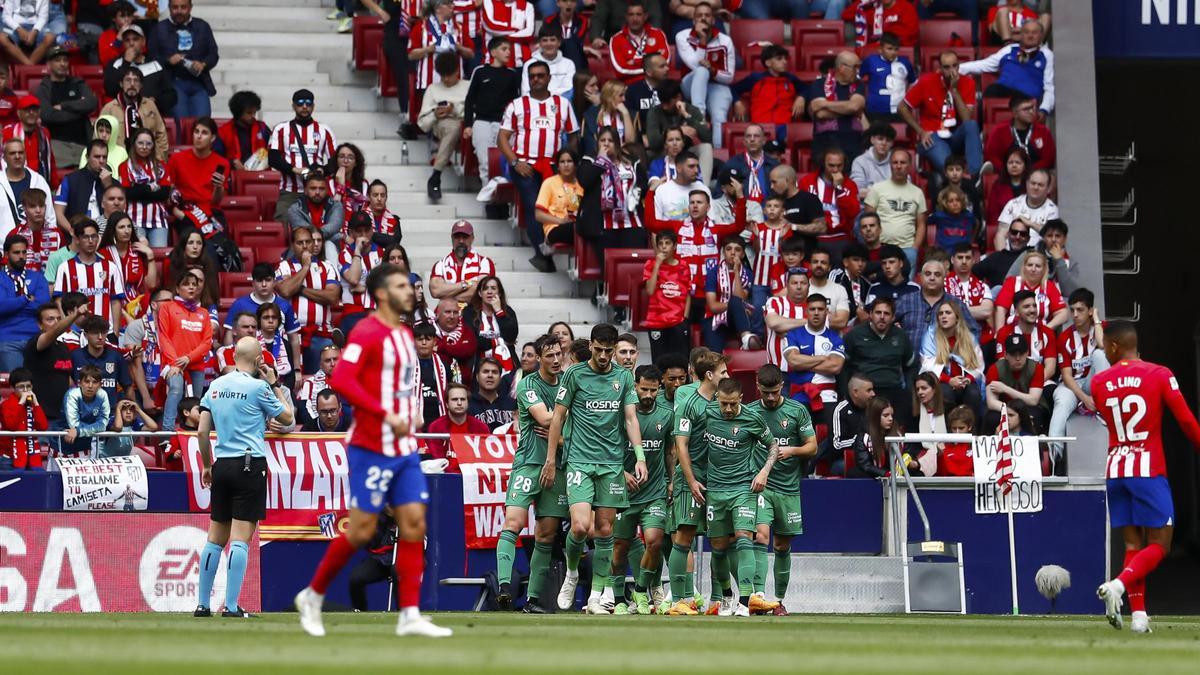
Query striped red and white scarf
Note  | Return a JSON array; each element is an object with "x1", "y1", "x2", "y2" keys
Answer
[{"x1": 854, "y1": 0, "x2": 884, "y2": 48}]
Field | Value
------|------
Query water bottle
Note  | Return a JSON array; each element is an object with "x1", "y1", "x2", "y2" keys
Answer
[{"x1": 401, "y1": 142, "x2": 409, "y2": 166}]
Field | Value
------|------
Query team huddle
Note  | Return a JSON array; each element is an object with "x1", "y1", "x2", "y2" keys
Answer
[{"x1": 495, "y1": 324, "x2": 817, "y2": 616}]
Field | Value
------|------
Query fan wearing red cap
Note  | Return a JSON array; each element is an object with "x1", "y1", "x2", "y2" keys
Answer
[
  {"x1": 1, "y1": 94, "x2": 53, "y2": 188},
  {"x1": 429, "y1": 219, "x2": 497, "y2": 302}
]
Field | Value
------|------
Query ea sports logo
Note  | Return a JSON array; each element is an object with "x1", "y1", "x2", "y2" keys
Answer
[{"x1": 139, "y1": 526, "x2": 227, "y2": 611}]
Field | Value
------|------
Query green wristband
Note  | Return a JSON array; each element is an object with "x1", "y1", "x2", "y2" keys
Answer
[{"x1": 633, "y1": 443, "x2": 646, "y2": 462}]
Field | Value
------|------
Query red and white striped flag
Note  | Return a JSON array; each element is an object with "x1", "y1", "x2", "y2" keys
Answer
[{"x1": 994, "y1": 404, "x2": 1015, "y2": 496}]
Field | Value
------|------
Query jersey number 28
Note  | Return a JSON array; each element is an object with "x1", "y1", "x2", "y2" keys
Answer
[{"x1": 1106, "y1": 394, "x2": 1148, "y2": 443}]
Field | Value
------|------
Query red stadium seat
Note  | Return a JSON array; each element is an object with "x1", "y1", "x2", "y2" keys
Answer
[
  {"x1": 982, "y1": 97, "x2": 1010, "y2": 126},
  {"x1": 163, "y1": 117, "x2": 179, "y2": 146},
  {"x1": 219, "y1": 195, "x2": 262, "y2": 224},
  {"x1": 573, "y1": 233, "x2": 602, "y2": 281},
  {"x1": 797, "y1": 32, "x2": 838, "y2": 48},
  {"x1": 12, "y1": 64, "x2": 46, "y2": 90},
  {"x1": 601, "y1": 248, "x2": 653, "y2": 309},
  {"x1": 376, "y1": 43, "x2": 397, "y2": 98},
  {"x1": 352, "y1": 16, "x2": 384, "y2": 71},
  {"x1": 630, "y1": 287, "x2": 650, "y2": 331},
  {"x1": 231, "y1": 221, "x2": 286, "y2": 249},
  {"x1": 919, "y1": 20, "x2": 973, "y2": 46},
  {"x1": 725, "y1": 349, "x2": 769, "y2": 401},
  {"x1": 799, "y1": 45, "x2": 840, "y2": 71},
  {"x1": 219, "y1": 271, "x2": 254, "y2": 300},
  {"x1": 730, "y1": 19, "x2": 785, "y2": 53},
  {"x1": 232, "y1": 170, "x2": 282, "y2": 219},
  {"x1": 786, "y1": 123, "x2": 814, "y2": 147},
  {"x1": 486, "y1": 148, "x2": 515, "y2": 206},
  {"x1": 258, "y1": 246, "x2": 288, "y2": 266},
  {"x1": 790, "y1": 20, "x2": 844, "y2": 46}
]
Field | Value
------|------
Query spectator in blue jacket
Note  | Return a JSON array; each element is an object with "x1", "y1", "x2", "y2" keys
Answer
[
  {"x1": 150, "y1": 0, "x2": 219, "y2": 117},
  {"x1": 63, "y1": 364, "x2": 112, "y2": 456},
  {"x1": 960, "y1": 20, "x2": 1054, "y2": 116},
  {"x1": 0, "y1": 234, "x2": 51, "y2": 371}
]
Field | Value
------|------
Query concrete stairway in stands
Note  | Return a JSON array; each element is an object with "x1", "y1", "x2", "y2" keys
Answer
[{"x1": 202, "y1": 0, "x2": 605, "y2": 349}]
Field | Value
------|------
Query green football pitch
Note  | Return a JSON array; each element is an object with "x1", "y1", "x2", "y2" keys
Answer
[{"x1": 1, "y1": 612, "x2": 1198, "y2": 674}]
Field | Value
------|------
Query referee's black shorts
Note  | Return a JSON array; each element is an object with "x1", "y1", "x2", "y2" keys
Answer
[{"x1": 210, "y1": 457, "x2": 268, "y2": 522}]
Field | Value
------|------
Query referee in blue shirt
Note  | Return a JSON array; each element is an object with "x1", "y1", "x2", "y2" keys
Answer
[{"x1": 194, "y1": 337, "x2": 294, "y2": 617}]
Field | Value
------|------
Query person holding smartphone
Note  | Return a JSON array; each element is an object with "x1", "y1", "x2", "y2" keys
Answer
[{"x1": 0, "y1": 367, "x2": 49, "y2": 470}]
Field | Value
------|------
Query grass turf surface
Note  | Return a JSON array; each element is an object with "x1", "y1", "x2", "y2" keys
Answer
[{"x1": 1, "y1": 612, "x2": 1198, "y2": 674}]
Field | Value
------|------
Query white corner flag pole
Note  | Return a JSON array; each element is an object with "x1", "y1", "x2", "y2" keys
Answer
[{"x1": 1007, "y1": 503, "x2": 1018, "y2": 616}]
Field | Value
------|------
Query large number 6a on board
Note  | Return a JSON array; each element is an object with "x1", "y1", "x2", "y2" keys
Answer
[{"x1": 1106, "y1": 394, "x2": 1148, "y2": 443}]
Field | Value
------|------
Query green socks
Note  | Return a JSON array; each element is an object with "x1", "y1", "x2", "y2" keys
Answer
[
  {"x1": 710, "y1": 549, "x2": 731, "y2": 600},
  {"x1": 638, "y1": 565, "x2": 658, "y2": 592},
  {"x1": 752, "y1": 543, "x2": 769, "y2": 595},
  {"x1": 773, "y1": 547, "x2": 792, "y2": 602},
  {"x1": 496, "y1": 530, "x2": 519, "y2": 585},
  {"x1": 565, "y1": 533, "x2": 586, "y2": 572},
  {"x1": 591, "y1": 536, "x2": 614, "y2": 592},
  {"x1": 627, "y1": 538, "x2": 645, "y2": 590},
  {"x1": 528, "y1": 541, "x2": 553, "y2": 601},
  {"x1": 668, "y1": 543, "x2": 690, "y2": 599},
  {"x1": 733, "y1": 537, "x2": 755, "y2": 600}
]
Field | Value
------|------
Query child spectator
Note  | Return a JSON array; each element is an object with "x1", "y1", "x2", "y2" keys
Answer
[
  {"x1": 938, "y1": 404, "x2": 975, "y2": 476},
  {"x1": 520, "y1": 24, "x2": 574, "y2": 98},
  {"x1": 0, "y1": 368, "x2": 48, "y2": 469},
  {"x1": 929, "y1": 185, "x2": 974, "y2": 253},
  {"x1": 859, "y1": 32, "x2": 915, "y2": 123},
  {"x1": 767, "y1": 234, "x2": 807, "y2": 298},
  {"x1": 97, "y1": 2, "x2": 137, "y2": 67},
  {"x1": 256, "y1": 302, "x2": 295, "y2": 387},
  {"x1": 162, "y1": 396, "x2": 200, "y2": 470},
  {"x1": 71, "y1": 314, "x2": 133, "y2": 406},
  {"x1": 730, "y1": 45, "x2": 806, "y2": 141},
  {"x1": 943, "y1": 155, "x2": 981, "y2": 227},
  {"x1": 642, "y1": 229, "x2": 691, "y2": 363},
  {"x1": 63, "y1": 364, "x2": 111, "y2": 456},
  {"x1": 102, "y1": 398, "x2": 158, "y2": 458}
]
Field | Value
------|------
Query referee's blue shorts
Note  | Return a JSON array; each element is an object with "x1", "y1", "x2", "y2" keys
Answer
[
  {"x1": 1106, "y1": 476, "x2": 1175, "y2": 529},
  {"x1": 347, "y1": 445, "x2": 429, "y2": 513}
]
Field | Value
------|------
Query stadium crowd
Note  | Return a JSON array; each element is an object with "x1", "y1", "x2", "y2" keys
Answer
[{"x1": 0, "y1": 0, "x2": 1092, "y2": 482}]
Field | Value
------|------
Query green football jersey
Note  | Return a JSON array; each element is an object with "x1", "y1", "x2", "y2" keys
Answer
[
  {"x1": 514, "y1": 371, "x2": 560, "y2": 468},
  {"x1": 672, "y1": 385, "x2": 712, "y2": 483},
  {"x1": 700, "y1": 401, "x2": 773, "y2": 492},
  {"x1": 746, "y1": 399, "x2": 816, "y2": 494},
  {"x1": 555, "y1": 361, "x2": 637, "y2": 465},
  {"x1": 626, "y1": 400, "x2": 673, "y2": 503}
]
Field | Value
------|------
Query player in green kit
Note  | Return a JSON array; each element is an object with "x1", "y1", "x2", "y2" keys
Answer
[
  {"x1": 544, "y1": 324, "x2": 646, "y2": 614},
  {"x1": 748, "y1": 364, "x2": 818, "y2": 615},
  {"x1": 665, "y1": 350, "x2": 728, "y2": 616},
  {"x1": 611, "y1": 365, "x2": 672, "y2": 615},
  {"x1": 683, "y1": 377, "x2": 779, "y2": 617},
  {"x1": 495, "y1": 335, "x2": 567, "y2": 612}
]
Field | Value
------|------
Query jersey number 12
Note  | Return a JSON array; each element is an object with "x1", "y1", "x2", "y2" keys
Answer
[{"x1": 1106, "y1": 394, "x2": 1148, "y2": 443}]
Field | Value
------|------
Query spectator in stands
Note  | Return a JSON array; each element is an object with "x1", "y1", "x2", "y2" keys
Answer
[
  {"x1": 356, "y1": 0, "x2": 415, "y2": 133},
  {"x1": 426, "y1": 382, "x2": 489, "y2": 458},
  {"x1": 468, "y1": 357, "x2": 515, "y2": 430},
  {"x1": 985, "y1": 333, "x2": 1046, "y2": 433},
  {"x1": 62, "y1": 364, "x2": 111, "y2": 455},
  {"x1": 993, "y1": 249, "x2": 1066, "y2": 329},
  {"x1": 895, "y1": 258, "x2": 980, "y2": 348},
  {"x1": 118, "y1": 127, "x2": 172, "y2": 247},
  {"x1": 100, "y1": 67, "x2": 170, "y2": 163},
  {"x1": 0, "y1": 367, "x2": 48, "y2": 469},
  {"x1": 224, "y1": 262, "x2": 300, "y2": 346},
  {"x1": 763, "y1": 267, "x2": 808, "y2": 369},
  {"x1": 1049, "y1": 288, "x2": 1107, "y2": 465},
  {"x1": 702, "y1": 234, "x2": 762, "y2": 351},
  {"x1": 647, "y1": 126, "x2": 690, "y2": 185},
  {"x1": 364, "y1": 180, "x2": 402, "y2": 244},
  {"x1": 809, "y1": 51, "x2": 867, "y2": 161},
  {"x1": 831, "y1": 242, "x2": 871, "y2": 324},
  {"x1": 860, "y1": 32, "x2": 915, "y2": 123},
  {"x1": 150, "y1": 0, "x2": 219, "y2": 117},
  {"x1": 462, "y1": 274, "x2": 518, "y2": 376},
  {"x1": 994, "y1": 288, "x2": 1056, "y2": 383},
  {"x1": 844, "y1": 396, "x2": 890, "y2": 478},
  {"x1": 337, "y1": 212, "x2": 384, "y2": 332},
  {"x1": 576, "y1": 127, "x2": 647, "y2": 264},
  {"x1": 286, "y1": 171, "x2": 343, "y2": 254},
  {"x1": 434, "y1": 297, "x2": 478, "y2": 382},
  {"x1": 589, "y1": 0, "x2": 662, "y2": 47},
  {"x1": 302, "y1": 389, "x2": 351, "y2": 433},
  {"x1": 767, "y1": 234, "x2": 807, "y2": 297},
  {"x1": 521, "y1": 24, "x2": 575, "y2": 98},
  {"x1": 900, "y1": 51, "x2": 981, "y2": 179},
  {"x1": 625, "y1": 53, "x2": 669, "y2": 139},
  {"x1": 417, "y1": 54, "x2": 470, "y2": 202},
  {"x1": 166, "y1": 117, "x2": 228, "y2": 219},
  {"x1": 0, "y1": 137, "x2": 57, "y2": 241},
  {"x1": 53, "y1": 218, "x2": 126, "y2": 332},
  {"x1": 909, "y1": 371, "x2": 946, "y2": 469},
  {"x1": 928, "y1": 185, "x2": 974, "y2": 253},
  {"x1": 409, "y1": 0, "x2": 474, "y2": 98},
  {"x1": 783, "y1": 293, "x2": 845, "y2": 412},
  {"x1": 214, "y1": 91, "x2": 270, "y2": 172},
  {"x1": 643, "y1": 228, "x2": 691, "y2": 362},
  {"x1": 713, "y1": 167, "x2": 761, "y2": 229},
  {"x1": 325, "y1": 142, "x2": 368, "y2": 223},
  {"x1": 25, "y1": 297, "x2": 82, "y2": 427},
  {"x1": 430, "y1": 219, "x2": 497, "y2": 301},
  {"x1": 580, "y1": 80, "x2": 636, "y2": 157},
  {"x1": 97, "y1": 211, "x2": 156, "y2": 299},
  {"x1": 0, "y1": 0, "x2": 58, "y2": 66},
  {"x1": 533, "y1": 147, "x2": 583, "y2": 253},
  {"x1": 0, "y1": 66, "x2": 16, "y2": 128},
  {"x1": 157, "y1": 269, "x2": 211, "y2": 430},
  {"x1": 845, "y1": 0, "x2": 919, "y2": 47},
  {"x1": 216, "y1": 311, "x2": 275, "y2": 375},
  {"x1": 920, "y1": 301, "x2": 984, "y2": 412},
  {"x1": 994, "y1": 168, "x2": 1056, "y2": 251},
  {"x1": 103, "y1": 23, "x2": 176, "y2": 116},
  {"x1": 865, "y1": 244, "x2": 916, "y2": 302},
  {"x1": 100, "y1": 3, "x2": 137, "y2": 68},
  {"x1": 740, "y1": 0, "x2": 841, "y2": 20},
  {"x1": 844, "y1": 296, "x2": 915, "y2": 425},
  {"x1": 482, "y1": 0, "x2": 536, "y2": 67},
  {"x1": 5, "y1": 95, "x2": 52, "y2": 188},
  {"x1": 945, "y1": 241, "x2": 994, "y2": 336},
  {"x1": 850, "y1": 124, "x2": 895, "y2": 202},
  {"x1": 275, "y1": 227, "x2": 340, "y2": 375},
  {"x1": 646, "y1": 79, "x2": 712, "y2": 184},
  {"x1": 0, "y1": 233, "x2": 51, "y2": 370},
  {"x1": 166, "y1": 396, "x2": 205, "y2": 463},
  {"x1": 162, "y1": 227, "x2": 219, "y2": 310},
  {"x1": 806, "y1": 248, "x2": 852, "y2": 330},
  {"x1": 646, "y1": 170, "x2": 733, "y2": 315},
  {"x1": 122, "y1": 287, "x2": 170, "y2": 413},
  {"x1": 863, "y1": 148, "x2": 924, "y2": 269},
  {"x1": 960, "y1": 20, "x2": 1054, "y2": 116},
  {"x1": 675, "y1": 2, "x2": 733, "y2": 149},
  {"x1": 769, "y1": 164, "x2": 826, "y2": 254},
  {"x1": 412, "y1": 321, "x2": 450, "y2": 427},
  {"x1": 96, "y1": 183, "x2": 129, "y2": 233},
  {"x1": 498, "y1": 60, "x2": 578, "y2": 273},
  {"x1": 724, "y1": 125, "x2": 778, "y2": 207},
  {"x1": 988, "y1": 0, "x2": 1040, "y2": 43},
  {"x1": 985, "y1": 147, "x2": 1028, "y2": 237},
  {"x1": 38, "y1": 46, "x2": 98, "y2": 166},
  {"x1": 1008, "y1": 218, "x2": 1080, "y2": 296},
  {"x1": 608, "y1": 0, "x2": 670, "y2": 85},
  {"x1": 984, "y1": 93, "x2": 1055, "y2": 173},
  {"x1": 570, "y1": 71, "x2": 599, "y2": 125},
  {"x1": 70, "y1": 314, "x2": 132, "y2": 405},
  {"x1": 80, "y1": 116, "x2": 124, "y2": 178},
  {"x1": 295, "y1": 344, "x2": 340, "y2": 425},
  {"x1": 255, "y1": 302, "x2": 295, "y2": 387},
  {"x1": 268, "y1": 90, "x2": 336, "y2": 223},
  {"x1": 543, "y1": 0, "x2": 590, "y2": 72},
  {"x1": 729, "y1": 46, "x2": 807, "y2": 142},
  {"x1": 799, "y1": 149, "x2": 860, "y2": 263},
  {"x1": 464, "y1": 37, "x2": 520, "y2": 190}
]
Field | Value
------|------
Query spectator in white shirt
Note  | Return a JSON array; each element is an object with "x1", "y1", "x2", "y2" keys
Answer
[
  {"x1": 521, "y1": 24, "x2": 576, "y2": 98},
  {"x1": 674, "y1": 2, "x2": 733, "y2": 149},
  {"x1": 993, "y1": 168, "x2": 1056, "y2": 251}
]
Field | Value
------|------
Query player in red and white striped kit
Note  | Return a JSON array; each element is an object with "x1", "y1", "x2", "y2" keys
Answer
[
  {"x1": 295, "y1": 263, "x2": 452, "y2": 639},
  {"x1": 1094, "y1": 321, "x2": 1200, "y2": 634}
]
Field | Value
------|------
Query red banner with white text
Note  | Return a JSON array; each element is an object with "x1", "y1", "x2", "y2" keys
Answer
[
  {"x1": 454, "y1": 434, "x2": 534, "y2": 549},
  {"x1": 180, "y1": 433, "x2": 351, "y2": 541},
  {"x1": 0, "y1": 512, "x2": 260, "y2": 612}
]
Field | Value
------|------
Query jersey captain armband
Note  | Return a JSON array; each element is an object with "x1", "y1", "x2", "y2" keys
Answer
[{"x1": 342, "y1": 343, "x2": 363, "y2": 363}]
